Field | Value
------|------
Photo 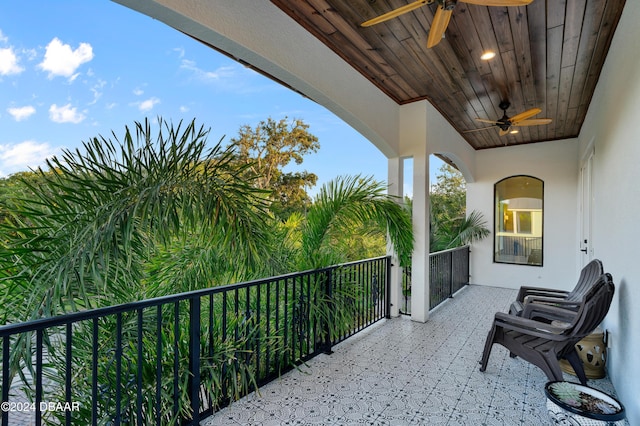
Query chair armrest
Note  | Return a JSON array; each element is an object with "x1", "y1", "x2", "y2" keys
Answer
[
  {"x1": 523, "y1": 296, "x2": 581, "y2": 309},
  {"x1": 521, "y1": 302, "x2": 579, "y2": 323},
  {"x1": 516, "y1": 286, "x2": 569, "y2": 302},
  {"x1": 494, "y1": 312, "x2": 568, "y2": 340}
]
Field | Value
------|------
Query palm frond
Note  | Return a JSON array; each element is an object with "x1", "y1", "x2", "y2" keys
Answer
[
  {"x1": 446, "y1": 210, "x2": 490, "y2": 249},
  {"x1": 0, "y1": 117, "x2": 272, "y2": 320},
  {"x1": 301, "y1": 175, "x2": 413, "y2": 269}
]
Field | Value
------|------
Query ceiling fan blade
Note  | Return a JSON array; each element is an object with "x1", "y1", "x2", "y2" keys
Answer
[
  {"x1": 509, "y1": 107, "x2": 542, "y2": 124},
  {"x1": 512, "y1": 118, "x2": 553, "y2": 126},
  {"x1": 463, "y1": 126, "x2": 496, "y2": 134},
  {"x1": 427, "y1": 6, "x2": 453, "y2": 48},
  {"x1": 499, "y1": 128, "x2": 510, "y2": 136},
  {"x1": 474, "y1": 118, "x2": 499, "y2": 124},
  {"x1": 461, "y1": 0, "x2": 532, "y2": 6},
  {"x1": 361, "y1": 0, "x2": 432, "y2": 27}
]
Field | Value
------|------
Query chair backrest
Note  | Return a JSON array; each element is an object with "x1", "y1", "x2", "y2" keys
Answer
[
  {"x1": 566, "y1": 259, "x2": 604, "y2": 302},
  {"x1": 566, "y1": 272, "x2": 615, "y2": 340}
]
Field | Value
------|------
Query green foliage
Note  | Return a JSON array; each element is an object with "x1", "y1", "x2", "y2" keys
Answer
[
  {"x1": 0, "y1": 172, "x2": 37, "y2": 224},
  {"x1": 0, "y1": 117, "x2": 414, "y2": 425},
  {"x1": 230, "y1": 117, "x2": 319, "y2": 220},
  {"x1": 300, "y1": 175, "x2": 413, "y2": 269},
  {"x1": 32, "y1": 305, "x2": 278, "y2": 425},
  {"x1": 549, "y1": 382, "x2": 582, "y2": 406},
  {"x1": 0, "y1": 117, "x2": 271, "y2": 322},
  {"x1": 428, "y1": 163, "x2": 489, "y2": 251}
]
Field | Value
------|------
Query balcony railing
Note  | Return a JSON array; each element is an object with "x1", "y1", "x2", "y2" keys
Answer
[
  {"x1": 0, "y1": 256, "x2": 390, "y2": 426},
  {"x1": 400, "y1": 245, "x2": 470, "y2": 314}
]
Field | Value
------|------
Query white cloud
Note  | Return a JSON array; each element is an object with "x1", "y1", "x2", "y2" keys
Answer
[
  {"x1": 49, "y1": 103, "x2": 86, "y2": 123},
  {"x1": 179, "y1": 59, "x2": 271, "y2": 94},
  {"x1": 0, "y1": 30, "x2": 7, "y2": 43},
  {"x1": 0, "y1": 141, "x2": 59, "y2": 176},
  {"x1": 137, "y1": 97, "x2": 160, "y2": 112},
  {"x1": 7, "y1": 105, "x2": 36, "y2": 121},
  {"x1": 23, "y1": 48, "x2": 38, "y2": 61},
  {"x1": 38, "y1": 37, "x2": 93, "y2": 79},
  {"x1": 133, "y1": 87, "x2": 144, "y2": 96},
  {"x1": 89, "y1": 79, "x2": 106, "y2": 105},
  {"x1": 181, "y1": 59, "x2": 237, "y2": 82},
  {"x1": 0, "y1": 47, "x2": 24, "y2": 75},
  {"x1": 179, "y1": 105, "x2": 189, "y2": 113},
  {"x1": 173, "y1": 47, "x2": 185, "y2": 58}
]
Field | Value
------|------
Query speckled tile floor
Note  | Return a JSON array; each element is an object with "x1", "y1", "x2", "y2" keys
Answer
[{"x1": 201, "y1": 285, "x2": 624, "y2": 426}]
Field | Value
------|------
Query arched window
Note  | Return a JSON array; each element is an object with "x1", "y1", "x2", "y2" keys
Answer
[{"x1": 494, "y1": 175, "x2": 543, "y2": 266}]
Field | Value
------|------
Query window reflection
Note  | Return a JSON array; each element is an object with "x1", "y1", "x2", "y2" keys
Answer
[{"x1": 494, "y1": 176, "x2": 543, "y2": 266}]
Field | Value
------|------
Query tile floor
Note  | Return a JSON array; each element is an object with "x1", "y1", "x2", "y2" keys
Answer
[{"x1": 201, "y1": 285, "x2": 625, "y2": 426}]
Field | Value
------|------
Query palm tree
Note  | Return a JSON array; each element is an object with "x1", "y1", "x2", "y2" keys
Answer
[
  {"x1": 269, "y1": 175, "x2": 413, "y2": 346},
  {"x1": 0, "y1": 117, "x2": 271, "y2": 321},
  {"x1": 297, "y1": 175, "x2": 413, "y2": 269},
  {"x1": 0, "y1": 118, "x2": 279, "y2": 424},
  {"x1": 0, "y1": 121, "x2": 414, "y2": 424},
  {"x1": 430, "y1": 209, "x2": 490, "y2": 252}
]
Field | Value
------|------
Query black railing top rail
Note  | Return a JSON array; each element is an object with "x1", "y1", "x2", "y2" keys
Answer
[
  {"x1": 0, "y1": 255, "x2": 391, "y2": 337},
  {"x1": 430, "y1": 245, "x2": 470, "y2": 256}
]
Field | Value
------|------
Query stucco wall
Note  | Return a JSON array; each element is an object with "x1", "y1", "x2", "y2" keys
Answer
[
  {"x1": 424, "y1": 103, "x2": 477, "y2": 183},
  {"x1": 575, "y1": 1, "x2": 640, "y2": 422},
  {"x1": 467, "y1": 139, "x2": 579, "y2": 289}
]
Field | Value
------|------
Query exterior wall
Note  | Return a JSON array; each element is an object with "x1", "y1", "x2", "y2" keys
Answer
[
  {"x1": 575, "y1": 1, "x2": 640, "y2": 422},
  {"x1": 467, "y1": 139, "x2": 579, "y2": 289},
  {"x1": 424, "y1": 103, "x2": 477, "y2": 183}
]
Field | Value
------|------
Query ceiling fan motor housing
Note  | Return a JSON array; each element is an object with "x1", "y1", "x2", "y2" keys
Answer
[{"x1": 443, "y1": 0, "x2": 457, "y2": 10}]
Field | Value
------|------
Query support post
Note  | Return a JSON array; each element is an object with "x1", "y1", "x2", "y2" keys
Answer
[
  {"x1": 387, "y1": 157, "x2": 404, "y2": 317},
  {"x1": 410, "y1": 149, "x2": 430, "y2": 322},
  {"x1": 399, "y1": 101, "x2": 431, "y2": 323}
]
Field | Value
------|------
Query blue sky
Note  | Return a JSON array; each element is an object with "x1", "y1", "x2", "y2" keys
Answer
[{"x1": 1, "y1": 1, "x2": 442, "y2": 195}]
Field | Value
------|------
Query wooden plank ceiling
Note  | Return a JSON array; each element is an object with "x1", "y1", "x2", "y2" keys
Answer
[{"x1": 270, "y1": 0, "x2": 626, "y2": 150}]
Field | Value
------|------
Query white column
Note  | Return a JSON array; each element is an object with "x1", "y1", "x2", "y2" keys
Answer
[
  {"x1": 387, "y1": 157, "x2": 404, "y2": 317},
  {"x1": 399, "y1": 101, "x2": 430, "y2": 323},
  {"x1": 411, "y1": 149, "x2": 430, "y2": 322}
]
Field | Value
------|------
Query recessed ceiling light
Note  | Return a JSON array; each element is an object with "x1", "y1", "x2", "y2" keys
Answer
[
  {"x1": 481, "y1": 51, "x2": 496, "y2": 60},
  {"x1": 510, "y1": 129, "x2": 519, "y2": 134}
]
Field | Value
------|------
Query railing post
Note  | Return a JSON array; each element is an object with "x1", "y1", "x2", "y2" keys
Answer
[
  {"x1": 466, "y1": 245, "x2": 471, "y2": 285},
  {"x1": 2, "y1": 337, "x2": 9, "y2": 426},
  {"x1": 449, "y1": 250, "x2": 454, "y2": 298},
  {"x1": 322, "y1": 269, "x2": 333, "y2": 355},
  {"x1": 188, "y1": 297, "x2": 201, "y2": 425},
  {"x1": 385, "y1": 256, "x2": 392, "y2": 319}
]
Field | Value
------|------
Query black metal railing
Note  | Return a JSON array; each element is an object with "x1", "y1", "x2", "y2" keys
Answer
[
  {"x1": 0, "y1": 256, "x2": 390, "y2": 426},
  {"x1": 495, "y1": 235, "x2": 542, "y2": 258},
  {"x1": 400, "y1": 245, "x2": 470, "y2": 314}
]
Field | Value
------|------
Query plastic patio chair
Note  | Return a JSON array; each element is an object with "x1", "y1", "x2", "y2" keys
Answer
[
  {"x1": 509, "y1": 258, "x2": 604, "y2": 317},
  {"x1": 479, "y1": 273, "x2": 614, "y2": 385}
]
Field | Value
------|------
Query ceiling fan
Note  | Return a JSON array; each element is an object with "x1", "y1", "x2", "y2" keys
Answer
[
  {"x1": 361, "y1": 0, "x2": 533, "y2": 48},
  {"x1": 466, "y1": 101, "x2": 552, "y2": 136}
]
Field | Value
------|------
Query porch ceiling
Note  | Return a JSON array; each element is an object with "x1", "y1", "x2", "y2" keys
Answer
[{"x1": 270, "y1": 0, "x2": 626, "y2": 150}]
